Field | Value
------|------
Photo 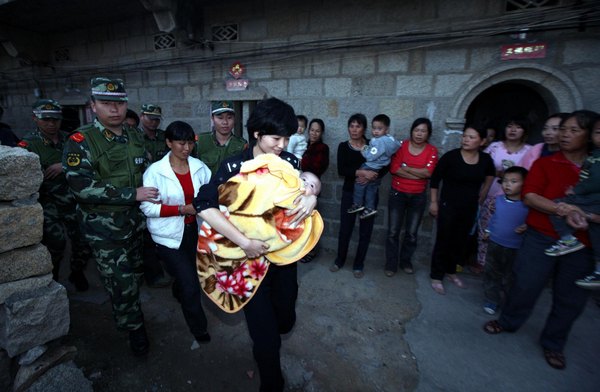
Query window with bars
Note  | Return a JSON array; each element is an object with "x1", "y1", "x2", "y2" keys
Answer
[
  {"x1": 506, "y1": 0, "x2": 560, "y2": 12},
  {"x1": 212, "y1": 24, "x2": 238, "y2": 42},
  {"x1": 154, "y1": 33, "x2": 176, "y2": 51},
  {"x1": 54, "y1": 49, "x2": 70, "y2": 62}
]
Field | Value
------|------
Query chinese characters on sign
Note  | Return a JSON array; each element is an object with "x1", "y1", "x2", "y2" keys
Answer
[
  {"x1": 226, "y1": 79, "x2": 249, "y2": 91},
  {"x1": 501, "y1": 43, "x2": 547, "y2": 60}
]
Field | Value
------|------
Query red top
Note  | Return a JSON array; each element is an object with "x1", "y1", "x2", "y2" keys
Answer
[
  {"x1": 522, "y1": 151, "x2": 590, "y2": 246},
  {"x1": 160, "y1": 170, "x2": 196, "y2": 224},
  {"x1": 390, "y1": 141, "x2": 438, "y2": 194}
]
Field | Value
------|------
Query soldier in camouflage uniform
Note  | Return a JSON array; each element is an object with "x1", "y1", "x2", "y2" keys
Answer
[
  {"x1": 63, "y1": 78, "x2": 159, "y2": 355},
  {"x1": 194, "y1": 100, "x2": 247, "y2": 175},
  {"x1": 138, "y1": 104, "x2": 173, "y2": 288},
  {"x1": 18, "y1": 99, "x2": 91, "y2": 291}
]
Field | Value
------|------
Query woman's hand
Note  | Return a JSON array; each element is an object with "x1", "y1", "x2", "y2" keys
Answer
[
  {"x1": 240, "y1": 239, "x2": 270, "y2": 259},
  {"x1": 180, "y1": 204, "x2": 196, "y2": 216},
  {"x1": 285, "y1": 194, "x2": 318, "y2": 228},
  {"x1": 478, "y1": 189, "x2": 487, "y2": 205},
  {"x1": 555, "y1": 202, "x2": 585, "y2": 218},
  {"x1": 357, "y1": 169, "x2": 378, "y2": 181},
  {"x1": 429, "y1": 201, "x2": 439, "y2": 218},
  {"x1": 515, "y1": 224, "x2": 527, "y2": 234},
  {"x1": 566, "y1": 211, "x2": 589, "y2": 231}
]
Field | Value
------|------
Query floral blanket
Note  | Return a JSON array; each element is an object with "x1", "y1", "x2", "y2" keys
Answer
[{"x1": 196, "y1": 154, "x2": 323, "y2": 313}]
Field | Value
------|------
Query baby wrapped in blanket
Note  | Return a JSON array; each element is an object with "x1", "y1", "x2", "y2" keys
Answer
[{"x1": 196, "y1": 153, "x2": 323, "y2": 313}]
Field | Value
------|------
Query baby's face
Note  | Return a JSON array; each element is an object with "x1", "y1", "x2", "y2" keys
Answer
[{"x1": 300, "y1": 172, "x2": 321, "y2": 196}]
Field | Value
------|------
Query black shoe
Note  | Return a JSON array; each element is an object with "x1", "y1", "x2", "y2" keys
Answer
[
  {"x1": 195, "y1": 332, "x2": 211, "y2": 344},
  {"x1": 68, "y1": 270, "x2": 89, "y2": 292},
  {"x1": 129, "y1": 326, "x2": 149, "y2": 356}
]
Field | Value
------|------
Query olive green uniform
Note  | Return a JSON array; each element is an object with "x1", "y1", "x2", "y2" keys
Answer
[
  {"x1": 18, "y1": 130, "x2": 91, "y2": 279},
  {"x1": 194, "y1": 131, "x2": 247, "y2": 175},
  {"x1": 63, "y1": 119, "x2": 148, "y2": 330},
  {"x1": 141, "y1": 128, "x2": 168, "y2": 163}
]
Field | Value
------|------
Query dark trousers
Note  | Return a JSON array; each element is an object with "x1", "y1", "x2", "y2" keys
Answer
[
  {"x1": 243, "y1": 263, "x2": 298, "y2": 392},
  {"x1": 550, "y1": 195, "x2": 600, "y2": 263},
  {"x1": 499, "y1": 228, "x2": 593, "y2": 351},
  {"x1": 156, "y1": 222, "x2": 208, "y2": 337},
  {"x1": 334, "y1": 190, "x2": 377, "y2": 271},
  {"x1": 385, "y1": 190, "x2": 426, "y2": 272},
  {"x1": 482, "y1": 240, "x2": 518, "y2": 305},
  {"x1": 143, "y1": 228, "x2": 167, "y2": 284},
  {"x1": 353, "y1": 166, "x2": 381, "y2": 209},
  {"x1": 430, "y1": 202, "x2": 478, "y2": 280}
]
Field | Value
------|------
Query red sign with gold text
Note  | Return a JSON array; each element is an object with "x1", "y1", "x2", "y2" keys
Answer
[
  {"x1": 229, "y1": 61, "x2": 245, "y2": 79},
  {"x1": 501, "y1": 43, "x2": 546, "y2": 60}
]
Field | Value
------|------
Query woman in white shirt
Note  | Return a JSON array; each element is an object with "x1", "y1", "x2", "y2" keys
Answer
[{"x1": 141, "y1": 121, "x2": 212, "y2": 344}]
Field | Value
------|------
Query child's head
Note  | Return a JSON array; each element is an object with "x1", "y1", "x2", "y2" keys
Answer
[
  {"x1": 371, "y1": 114, "x2": 390, "y2": 138},
  {"x1": 501, "y1": 166, "x2": 528, "y2": 198},
  {"x1": 593, "y1": 116, "x2": 600, "y2": 149},
  {"x1": 300, "y1": 171, "x2": 321, "y2": 196},
  {"x1": 297, "y1": 115, "x2": 308, "y2": 135}
]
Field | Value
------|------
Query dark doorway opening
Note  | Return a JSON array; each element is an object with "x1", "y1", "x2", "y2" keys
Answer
[{"x1": 465, "y1": 82, "x2": 549, "y2": 144}]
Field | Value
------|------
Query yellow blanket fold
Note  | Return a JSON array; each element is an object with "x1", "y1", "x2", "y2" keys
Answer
[{"x1": 196, "y1": 154, "x2": 324, "y2": 313}]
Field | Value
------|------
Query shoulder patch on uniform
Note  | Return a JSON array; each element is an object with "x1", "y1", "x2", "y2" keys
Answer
[
  {"x1": 17, "y1": 140, "x2": 28, "y2": 148},
  {"x1": 70, "y1": 132, "x2": 85, "y2": 143},
  {"x1": 195, "y1": 135, "x2": 198, "y2": 142},
  {"x1": 66, "y1": 153, "x2": 81, "y2": 167}
]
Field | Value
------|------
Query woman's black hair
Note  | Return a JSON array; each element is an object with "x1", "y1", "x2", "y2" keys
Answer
[
  {"x1": 506, "y1": 114, "x2": 530, "y2": 142},
  {"x1": 246, "y1": 98, "x2": 297, "y2": 141},
  {"x1": 297, "y1": 115, "x2": 308, "y2": 126},
  {"x1": 463, "y1": 122, "x2": 487, "y2": 140},
  {"x1": 547, "y1": 112, "x2": 571, "y2": 123},
  {"x1": 347, "y1": 113, "x2": 367, "y2": 130},
  {"x1": 564, "y1": 110, "x2": 599, "y2": 133},
  {"x1": 308, "y1": 118, "x2": 325, "y2": 136},
  {"x1": 125, "y1": 109, "x2": 140, "y2": 127},
  {"x1": 165, "y1": 121, "x2": 195, "y2": 142},
  {"x1": 410, "y1": 117, "x2": 432, "y2": 138}
]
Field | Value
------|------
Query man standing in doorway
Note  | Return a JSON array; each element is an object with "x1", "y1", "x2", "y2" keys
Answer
[
  {"x1": 18, "y1": 99, "x2": 91, "y2": 291},
  {"x1": 63, "y1": 78, "x2": 158, "y2": 355},
  {"x1": 137, "y1": 103, "x2": 173, "y2": 288},
  {"x1": 194, "y1": 100, "x2": 247, "y2": 175}
]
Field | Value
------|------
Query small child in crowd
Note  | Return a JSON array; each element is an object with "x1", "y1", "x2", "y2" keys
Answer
[
  {"x1": 300, "y1": 171, "x2": 321, "y2": 196},
  {"x1": 348, "y1": 114, "x2": 401, "y2": 219},
  {"x1": 482, "y1": 166, "x2": 529, "y2": 314},
  {"x1": 286, "y1": 115, "x2": 308, "y2": 159},
  {"x1": 545, "y1": 118, "x2": 600, "y2": 289}
]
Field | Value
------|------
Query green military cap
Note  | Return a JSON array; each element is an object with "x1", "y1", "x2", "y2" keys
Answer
[
  {"x1": 91, "y1": 77, "x2": 128, "y2": 101},
  {"x1": 32, "y1": 99, "x2": 63, "y2": 119},
  {"x1": 211, "y1": 100, "x2": 235, "y2": 115},
  {"x1": 141, "y1": 104, "x2": 162, "y2": 119}
]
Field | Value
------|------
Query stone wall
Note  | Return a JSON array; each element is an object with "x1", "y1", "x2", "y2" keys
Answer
[{"x1": 1, "y1": 0, "x2": 599, "y2": 256}]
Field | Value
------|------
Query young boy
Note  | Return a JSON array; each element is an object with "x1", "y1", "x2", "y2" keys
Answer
[
  {"x1": 286, "y1": 115, "x2": 308, "y2": 159},
  {"x1": 348, "y1": 114, "x2": 400, "y2": 219},
  {"x1": 482, "y1": 166, "x2": 529, "y2": 314},
  {"x1": 545, "y1": 119, "x2": 600, "y2": 289}
]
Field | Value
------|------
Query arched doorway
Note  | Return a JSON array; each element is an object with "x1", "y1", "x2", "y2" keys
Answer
[{"x1": 465, "y1": 82, "x2": 548, "y2": 144}]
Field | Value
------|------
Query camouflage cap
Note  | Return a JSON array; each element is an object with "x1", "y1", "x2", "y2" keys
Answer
[
  {"x1": 141, "y1": 104, "x2": 162, "y2": 119},
  {"x1": 91, "y1": 77, "x2": 128, "y2": 101},
  {"x1": 32, "y1": 99, "x2": 63, "y2": 119},
  {"x1": 211, "y1": 100, "x2": 235, "y2": 115}
]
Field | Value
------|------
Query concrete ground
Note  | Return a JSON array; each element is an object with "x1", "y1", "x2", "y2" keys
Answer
[{"x1": 58, "y1": 250, "x2": 600, "y2": 391}]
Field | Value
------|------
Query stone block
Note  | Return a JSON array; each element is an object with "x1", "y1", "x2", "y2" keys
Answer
[
  {"x1": 289, "y1": 78, "x2": 323, "y2": 97},
  {"x1": 247, "y1": 63, "x2": 272, "y2": 80},
  {"x1": 0, "y1": 147, "x2": 43, "y2": 201},
  {"x1": 378, "y1": 52, "x2": 409, "y2": 73},
  {"x1": 14, "y1": 346, "x2": 77, "y2": 392},
  {"x1": 342, "y1": 57, "x2": 375, "y2": 76},
  {"x1": 0, "y1": 244, "x2": 52, "y2": 284},
  {"x1": 158, "y1": 86, "x2": 181, "y2": 102},
  {"x1": 364, "y1": 75, "x2": 395, "y2": 96},
  {"x1": 469, "y1": 46, "x2": 497, "y2": 71},
  {"x1": 379, "y1": 99, "x2": 414, "y2": 119},
  {"x1": 324, "y1": 78, "x2": 352, "y2": 97},
  {"x1": 18, "y1": 344, "x2": 47, "y2": 366},
  {"x1": 138, "y1": 87, "x2": 158, "y2": 103},
  {"x1": 20, "y1": 361, "x2": 92, "y2": 392},
  {"x1": 125, "y1": 35, "x2": 147, "y2": 53},
  {"x1": 171, "y1": 103, "x2": 192, "y2": 118},
  {"x1": 258, "y1": 80, "x2": 288, "y2": 98},
  {"x1": 125, "y1": 72, "x2": 143, "y2": 87},
  {"x1": 0, "y1": 274, "x2": 52, "y2": 306},
  {"x1": 0, "y1": 282, "x2": 69, "y2": 357},
  {"x1": 167, "y1": 67, "x2": 189, "y2": 85},
  {"x1": 396, "y1": 75, "x2": 433, "y2": 97},
  {"x1": 273, "y1": 59, "x2": 302, "y2": 79},
  {"x1": 434, "y1": 74, "x2": 473, "y2": 97},
  {"x1": 309, "y1": 10, "x2": 341, "y2": 33},
  {"x1": 183, "y1": 86, "x2": 202, "y2": 102},
  {"x1": 241, "y1": 19, "x2": 268, "y2": 40},
  {"x1": 438, "y1": 0, "x2": 486, "y2": 17},
  {"x1": 0, "y1": 203, "x2": 43, "y2": 254},
  {"x1": 0, "y1": 348, "x2": 11, "y2": 391},
  {"x1": 148, "y1": 70, "x2": 167, "y2": 86},
  {"x1": 563, "y1": 39, "x2": 600, "y2": 65},
  {"x1": 425, "y1": 49, "x2": 467, "y2": 72},
  {"x1": 409, "y1": 50, "x2": 424, "y2": 73},
  {"x1": 314, "y1": 59, "x2": 340, "y2": 77}
]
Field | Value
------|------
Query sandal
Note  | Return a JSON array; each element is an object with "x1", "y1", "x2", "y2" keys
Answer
[
  {"x1": 483, "y1": 320, "x2": 504, "y2": 334},
  {"x1": 431, "y1": 282, "x2": 445, "y2": 295},
  {"x1": 470, "y1": 263, "x2": 484, "y2": 275},
  {"x1": 445, "y1": 275, "x2": 467, "y2": 289},
  {"x1": 544, "y1": 348, "x2": 566, "y2": 370},
  {"x1": 384, "y1": 270, "x2": 395, "y2": 277},
  {"x1": 330, "y1": 264, "x2": 340, "y2": 272},
  {"x1": 353, "y1": 270, "x2": 364, "y2": 278},
  {"x1": 300, "y1": 252, "x2": 316, "y2": 263}
]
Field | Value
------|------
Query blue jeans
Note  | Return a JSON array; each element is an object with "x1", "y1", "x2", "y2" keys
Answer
[
  {"x1": 334, "y1": 190, "x2": 377, "y2": 271},
  {"x1": 353, "y1": 166, "x2": 380, "y2": 209},
  {"x1": 156, "y1": 222, "x2": 208, "y2": 337},
  {"x1": 385, "y1": 190, "x2": 426, "y2": 272},
  {"x1": 498, "y1": 228, "x2": 593, "y2": 351}
]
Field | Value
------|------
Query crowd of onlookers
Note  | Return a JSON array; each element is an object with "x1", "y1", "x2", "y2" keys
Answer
[{"x1": 2, "y1": 87, "x2": 599, "y2": 387}]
